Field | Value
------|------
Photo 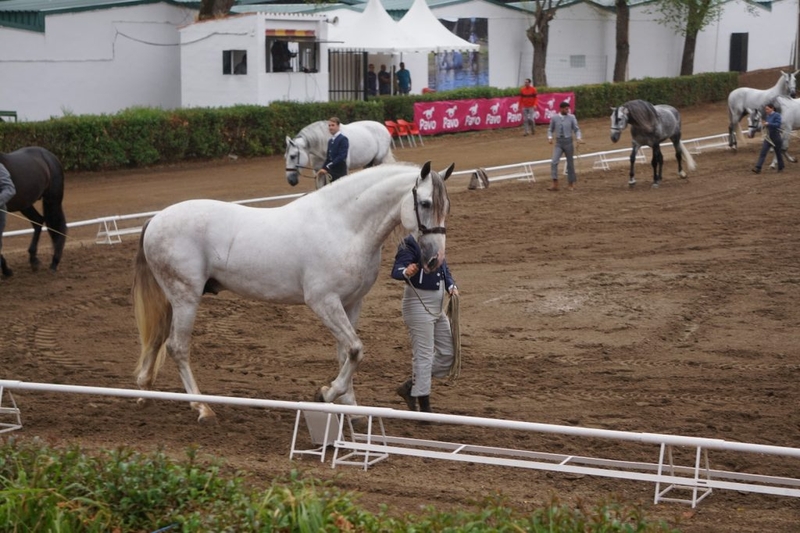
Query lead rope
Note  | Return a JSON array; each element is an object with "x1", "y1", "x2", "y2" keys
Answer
[{"x1": 0, "y1": 208, "x2": 68, "y2": 238}]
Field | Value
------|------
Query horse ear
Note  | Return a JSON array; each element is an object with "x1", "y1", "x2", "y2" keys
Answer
[
  {"x1": 285, "y1": 136, "x2": 293, "y2": 147},
  {"x1": 420, "y1": 161, "x2": 432, "y2": 179},
  {"x1": 442, "y1": 162, "x2": 455, "y2": 181}
]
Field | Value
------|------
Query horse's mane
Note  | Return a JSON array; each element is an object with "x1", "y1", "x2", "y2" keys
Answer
[
  {"x1": 296, "y1": 121, "x2": 330, "y2": 158},
  {"x1": 624, "y1": 100, "x2": 659, "y2": 134}
]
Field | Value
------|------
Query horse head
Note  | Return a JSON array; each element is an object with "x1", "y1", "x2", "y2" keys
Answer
[
  {"x1": 284, "y1": 136, "x2": 311, "y2": 186},
  {"x1": 401, "y1": 161, "x2": 454, "y2": 273},
  {"x1": 781, "y1": 70, "x2": 798, "y2": 98},
  {"x1": 746, "y1": 108, "x2": 762, "y2": 138},
  {"x1": 610, "y1": 105, "x2": 629, "y2": 143}
]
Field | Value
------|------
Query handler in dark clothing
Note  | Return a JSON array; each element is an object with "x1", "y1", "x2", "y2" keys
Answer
[
  {"x1": 317, "y1": 117, "x2": 350, "y2": 183},
  {"x1": 0, "y1": 162, "x2": 17, "y2": 278},
  {"x1": 752, "y1": 102, "x2": 785, "y2": 173}
]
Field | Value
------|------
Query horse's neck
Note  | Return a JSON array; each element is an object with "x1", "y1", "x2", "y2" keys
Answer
[
  {"x1": 768, "y1": 76, "x2": 788, "y2": 97},
  {"x1": 324, "y1": 171, "x2": 414, "y2": 240},
  {"x1": 299, "y1": 123, "x2": 329, "y2": 160}
]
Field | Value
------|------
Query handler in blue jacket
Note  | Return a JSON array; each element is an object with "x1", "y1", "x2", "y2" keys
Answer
[
  {"x1": 752, "y1": 102, "x2": 785, "y2": 173},
  {"x1": 391, "y1": 234, "x2": 458, "y2": 413},
  {"x1": 316, "y1": 117, "x2": 349, "y2": 183}
]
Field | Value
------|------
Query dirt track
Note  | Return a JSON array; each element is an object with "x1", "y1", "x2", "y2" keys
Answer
[{"x1": 2, "y1": 95, "x2": 800, "y2": 532}]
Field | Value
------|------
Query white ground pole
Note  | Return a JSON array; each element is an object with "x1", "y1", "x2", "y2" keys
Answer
[
  {"x1": 2, "y1": 380, "x2": 800, "y2": 508},
  {"x1": 2, "y1": 132, "x2": 733, "y2": 244}
]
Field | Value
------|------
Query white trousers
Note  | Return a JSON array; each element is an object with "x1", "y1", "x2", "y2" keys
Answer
[{"x1": 402, "y1": 285, "x2": 454, "y2": 397}]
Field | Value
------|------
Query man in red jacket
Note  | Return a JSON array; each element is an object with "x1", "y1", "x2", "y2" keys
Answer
[{"x1": 519, "y1": 78, "x2": 538, "y2": 136}]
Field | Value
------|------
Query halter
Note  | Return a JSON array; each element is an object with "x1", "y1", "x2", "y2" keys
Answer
[
  {"x1": 412, "y1": 177, "x2": 446, "y2": 235},
  {"x1": 285, "y1": 137, "x2": 318, "y2": 180},
  {"x1": 610, "y1": 107, "x2": 627, "y2": 133}
]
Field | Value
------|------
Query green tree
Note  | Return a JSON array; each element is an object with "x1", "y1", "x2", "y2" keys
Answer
[
  {"x1": 524, "y1": 0, "x2": 565, "y2": 87},
  {"x1": 653, "y1": 0, "x2": 725, "y2": 76},
  {"x1": 199, "y1": 0, "x2": 235, "y2": 20}
]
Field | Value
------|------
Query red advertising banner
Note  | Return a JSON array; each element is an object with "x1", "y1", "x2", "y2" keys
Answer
[{"x1": 413, "y1": 92, "x2": 575, "y2": 136}]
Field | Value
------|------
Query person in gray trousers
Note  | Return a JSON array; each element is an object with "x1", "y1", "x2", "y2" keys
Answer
[{"x1": 547, "y1": 100, "x2": 582, "y2": 191}]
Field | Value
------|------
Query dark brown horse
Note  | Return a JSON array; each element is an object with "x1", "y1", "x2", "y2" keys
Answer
[{"x1": 0, "y1": 147, "x2": 67, "y2": 277}]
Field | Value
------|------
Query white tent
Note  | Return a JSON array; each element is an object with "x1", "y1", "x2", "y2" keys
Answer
[
  {"x1": 398, "y1": 0, "x2": 479, "y2": 53},
  {"x1": 327, "y1": 0, "x2": 427, "y2": 52}
]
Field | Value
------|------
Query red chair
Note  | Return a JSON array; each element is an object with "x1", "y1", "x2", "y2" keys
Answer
[
  {"x1": 384, "y1": 120, "x2": 404, "y2": 148},
  {"x1": 397, "y1": 118, "x2": 424, "y2": 146},
  {"x1": 393, "y1": 119, "x2": 414, "y2": 147}
]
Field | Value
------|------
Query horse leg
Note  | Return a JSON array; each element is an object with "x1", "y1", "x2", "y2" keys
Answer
[
  {"x1": 166, "y1": 301, "x2": 216, "y2": 422},
  {"x1": 651, "y1": 145, "x2": 663, "y2": 188},
  {"x1": 19, "y1": 205, "x2": 44, "y2": 271},
  {"x1": 673, "y1": 137, "x2": 686, "y2": 178},
  {"x1": 728, "y1": 123, "x2": 738, "y2": 150},
  {"x1": 628, "y1": 144, "x2": 638, "y2": 187},
  {"x1": 308, "y1": 295, "x2": 364, "y2": 404},
  {"x1": 0, "y1": 254, "x2": 11, "y2": 278},
  {"x1": 42, "y1": 197, "x2": 67, "y2": 272}
]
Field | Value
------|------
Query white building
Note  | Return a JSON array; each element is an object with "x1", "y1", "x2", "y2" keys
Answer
[
  {"x1": 0, "y1": 0, "x2": 797, "y2": 121},
  {"x1": 0, "y1": 0, "x2": 197, "y2": 121},
  {"x1": 179, "y1": 13, "x2": 330, "y2": 108}
]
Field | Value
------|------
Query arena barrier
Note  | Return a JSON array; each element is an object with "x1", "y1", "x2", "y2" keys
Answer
[
  {"x1": 2, "y1": 379, "x2": 800, "y2": 508},
  {"x1": 0, "y1": 132, "x2": 733, "y2": 243}
]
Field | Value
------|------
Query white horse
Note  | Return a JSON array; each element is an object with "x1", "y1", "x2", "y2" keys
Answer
[
  {"x1": 746, "y1": 94, "x2": 800, "y2": 165},
  {"x1": 132, "y1": 161, "x2": 454, "y2": 422},
  {"x1": 727, "y1": 70, "x2": 798, "y2": 150},
  {"x1": 284, "y1": 120, "x2": 395, "y2": 189}
]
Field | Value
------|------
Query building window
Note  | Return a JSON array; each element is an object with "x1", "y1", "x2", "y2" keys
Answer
[
  {"x1": 569, "y1": 55, "x2": 586, "y2": 69},
  {"x1": 266, "y1": 35, "x2": 319, "y2": 73},
  {"x1": 223, "y1": 50, "x2": 248, "y2": 75}
]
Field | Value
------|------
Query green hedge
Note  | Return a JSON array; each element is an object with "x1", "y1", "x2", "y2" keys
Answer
[{"x1": 0, "y1": 72, "x2": 736, "y2": 172}]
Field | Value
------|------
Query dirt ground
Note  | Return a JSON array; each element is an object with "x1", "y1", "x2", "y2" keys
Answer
[{"x1": 2, "y1": 74, "x2": 800, "y2": 532}]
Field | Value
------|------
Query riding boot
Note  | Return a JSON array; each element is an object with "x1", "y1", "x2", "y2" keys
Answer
[
  {"x1": 418, "y1": 395, "x2": 432, "y2": 413},
  {"x1": 396, "y1": 379, "x2": 417, "y2": 411}
]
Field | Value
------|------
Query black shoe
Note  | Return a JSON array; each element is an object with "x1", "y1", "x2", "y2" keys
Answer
[
  {"x1": 396, "y1": 380, "x2": 417, "y2": 411},
  {"x1": 418, "y1": 395, "x2": 432, "y2": 413},
  {"x1": 751, "y1": 167, "x2": 761, "y2": 174}
]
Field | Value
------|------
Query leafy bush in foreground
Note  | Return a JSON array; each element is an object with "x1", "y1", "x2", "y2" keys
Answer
[{"x1": 0, "y1": 437, "x2": 679, "y2": 532}]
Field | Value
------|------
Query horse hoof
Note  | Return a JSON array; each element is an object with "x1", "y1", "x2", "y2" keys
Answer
[
  {"x1": 679, "y1": 172, "x2": 688, "y2": 179},
  {"x1": 29, "y1": 259, "x2": 41, "y2": 272},
  {"x1": 136, "y1": 397, "x2": 150, "y2": 407},
  {"x1": 651, "y1": 183, "x2": 660, "y2": 189},
  {"x1": 198, "y1": 412, "x2": 218, "y2": 424}
]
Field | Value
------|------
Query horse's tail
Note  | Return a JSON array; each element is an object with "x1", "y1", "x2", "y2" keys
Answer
[
  {"x1": 678, "y1": 141, "x2": 697, "y2": 172},
  {"x1": 132, "y1": 220, "x2": 172, "y2": 388}
]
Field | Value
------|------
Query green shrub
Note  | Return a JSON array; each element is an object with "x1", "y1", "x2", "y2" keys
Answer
[{"x1": 0, "y1": 72, "x2": 736, "y2": 172}]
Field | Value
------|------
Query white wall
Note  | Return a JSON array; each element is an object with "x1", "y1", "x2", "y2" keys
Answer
[
  {"x1": 179, "y1": 13, "x2": 329, "y2": 109},
  {"x1": 0, "y1": 3, "x2": 195, "y2": 121}
]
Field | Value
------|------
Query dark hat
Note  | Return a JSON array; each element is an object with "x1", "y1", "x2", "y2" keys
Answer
[{"x1": 559, "y1": 101, "x2": 570, "y2": 108}]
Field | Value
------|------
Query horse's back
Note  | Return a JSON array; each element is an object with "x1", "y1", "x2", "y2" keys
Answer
[
  {"x1": 0, "y1": 146, "x2": 63, "y2": 211},
  {"x1": 343, "y1": 121, "x2": 393, "y2": 166}
]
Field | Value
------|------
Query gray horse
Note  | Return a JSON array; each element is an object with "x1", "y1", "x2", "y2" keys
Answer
[
  {"x1": 727, "y1": 70, "x2": 798, "y2": 150},
  {"x1": 610, "y1": 100, "x2": 697, "y2": 188}
]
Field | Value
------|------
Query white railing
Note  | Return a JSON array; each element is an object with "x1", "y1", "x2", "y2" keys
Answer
[{"x1": 2, "y1": 379, "x2": 800, "y2": 508}]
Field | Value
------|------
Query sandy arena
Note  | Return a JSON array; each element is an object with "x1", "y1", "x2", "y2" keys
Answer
[{"x1": 1, "y1": 89, "x2": 799, "y2": 531}]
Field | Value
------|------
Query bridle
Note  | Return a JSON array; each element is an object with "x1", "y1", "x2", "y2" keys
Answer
[
  {"x1": 610, "y1": 107, "x2": 627, "y2": 133},
  {"x1": 285, "y1": 138, "x2": 318, "y2": 180},
  {"x1": 412, "y1": 176, "x2": 447, "y2": 235}
]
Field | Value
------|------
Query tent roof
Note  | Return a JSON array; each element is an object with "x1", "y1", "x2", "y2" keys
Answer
[
  {"x1": 326, "y1": 0, "x2": 430, "y2": 52},
  {"x1": 398, "y1": 0, "x2": 478, "y2": 52}
]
